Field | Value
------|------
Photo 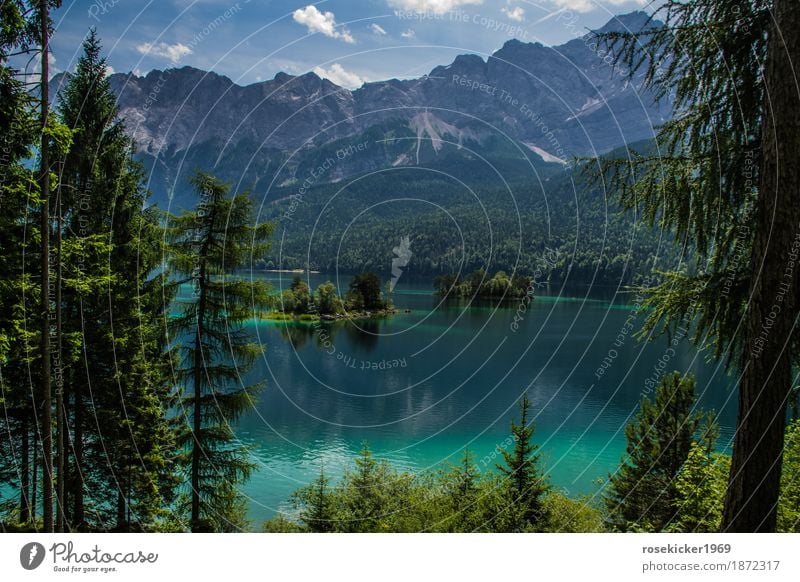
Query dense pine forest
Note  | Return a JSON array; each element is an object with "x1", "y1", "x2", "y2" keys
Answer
[{"x1": 1, "y1": 0, "x2": 799, "y2": 533}]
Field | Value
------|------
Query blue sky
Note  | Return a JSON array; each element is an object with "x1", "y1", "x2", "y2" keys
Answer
[{"x1": 49, "y1": 0, "x2": 652, "y2": 88}]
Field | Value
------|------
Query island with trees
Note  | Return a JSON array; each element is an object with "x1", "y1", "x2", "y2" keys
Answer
[
  {"x1": 265, "y1": 273, "x2": 396, "y2": 322},
  {"x1": 434, "y1": 270, "x2": 533, "y2": 300}
]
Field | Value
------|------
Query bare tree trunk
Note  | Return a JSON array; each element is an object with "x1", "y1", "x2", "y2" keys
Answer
[
  {"x1": 723, "y1": 0, "x2": 800, "y2": 532},
  {"x1": 55, "y1": 168, "x2": 64, "y2": 533},
  {"x1": 31, "y1": 427, "x2": 38, "y2": 526},
  {"x1": 38, "y1": 0, "x2": 53, "y2": 534}
]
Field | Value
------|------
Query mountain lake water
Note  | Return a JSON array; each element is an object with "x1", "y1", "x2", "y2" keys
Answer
[{"x1": 229, "y1": 273, "x2": 739, "y2": 523}]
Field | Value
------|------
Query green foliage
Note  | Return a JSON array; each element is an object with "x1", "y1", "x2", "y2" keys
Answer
[
  {"x1": 337, "y1": 445, "x2": 416, "y2": 532},
  {"x1": 261, "y1": 514, "x2": 304, "y2": 533},
  {"x1": 605, "y1": 372, "x2": 718, "y2": 531},
  {"x1": 669, "y1": 442, "x2": 730, "y2": 533},
  {"x1": 55, "y1": 30, "x2": 180, "y2": 531},
  {"x1": 287, "y1": 440, "x2": 553, "y2": 533},
  {"x1": 543, "y1": 492, "x2": 605, "y2": 533},
  {"x1": 314, "y1": 281, "x2": 344, "y2": 315},
  {"x1": 0, "y1": 28, "x2": 179, "y2": 531},
  {"x1": 288, "y1": 276, "x2": 310, "y2": 313},
  {"x1": 778, "y1": 421, "x2": 800, "y2": 532}
]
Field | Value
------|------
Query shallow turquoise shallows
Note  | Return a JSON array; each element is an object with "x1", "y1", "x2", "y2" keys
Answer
[{"x1": 232, "y1": 274, "x2": 737, "y2": 522}]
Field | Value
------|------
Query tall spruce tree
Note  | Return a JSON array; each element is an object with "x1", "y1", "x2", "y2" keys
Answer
[
  {"x1": 55, "y1": 30, "x2": 177, "y2": 531},
  {"x1": 167, "y1": 171, "x2": 273, "y2": 532},
  {"x1": 604, "y1": 373, "x2": 717, "y2": 531},
  {"x1": 496, "y1": 393, "x2": 549, "y2": 531},
  {"x1": 0, "y1": 0, "x2": 42, "y2": 528},
  {"x1": 0, "y1": 0, "x2": 65, "y2": 532}
]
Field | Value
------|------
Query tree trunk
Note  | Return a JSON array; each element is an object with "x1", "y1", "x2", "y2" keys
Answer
[
  {"x1": 39, "y1": 0, "x2": 53, "y2": 534},
  {"x1": 191, "y1": 271, "x2": 207, "y2": 532},
  {"x1": 73, "y1": 382, "x2": 84, "y2": 528},
  {"x1": 55, "y1": 171, "x2": 64, "y2": 533},
  {"x1": 20, "y1": 417, "x2": 31, "y2": 523},
  {"x1": 723, "y1": 0, "x2": 800, "y2": 532},
  {"x1": 116, "y1": 490, "x2": 126, "y2": 532},
  {"x1": 31, "y1": 427, "x2": 38, "y2": 525}
]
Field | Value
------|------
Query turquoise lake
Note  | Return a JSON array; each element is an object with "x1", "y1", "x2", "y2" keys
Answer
[{"x1": 235, "y1": 274, "x2": 739, "y2": 523}]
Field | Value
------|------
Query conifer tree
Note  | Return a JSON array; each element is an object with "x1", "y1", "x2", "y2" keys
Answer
[
  {"x1": 294, "y1": 467, "x2": 335, "y2": 532},
  {"x1": 670, "y1": 442, "x2": 730, "y2": 533},
  {"x1": 604, "y1": 373, "x2": 717, "y2": 531},
  {"x1": 441, "y1": 449, "x2": 482, "y2": 532},
  {"x1": 339, "y1": 445, "x2": 390, "y2": 532},
  {"x1": 167, "y1": 171, "x2": 273, "y2": 532},
  {"x1": 496, "y1": 393, "x2": 549, "y2": 531},
  {"x1": 596, "y1": 0, "x2": 800, "y2": 532},
  {"x1": 54, "y1": 30, "x2": 177, "y2": 531},
  {"x1": 0, "y1": 0, "x2": 42, "y2": 527}
]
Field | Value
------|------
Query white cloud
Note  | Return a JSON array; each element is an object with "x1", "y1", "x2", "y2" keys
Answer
[
  {"x1": 502, "y1": 6, "x2": 525, "y2": 22},
  {"x1": 370, "y1": 23, "x2": 388, "y2": 35},
  {"x1": 548, "y1": 0, "x2": 593, "y2": 11},
  {"x1": 401, "y1": 29, "x2": 416, "y2": 38},
  {"x1": 136, "y1": 41, "x2": 193, "y2": 63},
  {"x1": 388, "y1": 0, "x2": 482, "y2": 13},
  {"x1": 106, "y1": 65, "x2": 115, "y2": 75},
  {"x1": 293, "y1": 5, "x2": 355, "y2": 43},
  {"x1": 547, "y1": 0, "x2": 647, "y2": 14},
  {"x1": 312, "y1": 63, "x2": 364, "y2": 89}
]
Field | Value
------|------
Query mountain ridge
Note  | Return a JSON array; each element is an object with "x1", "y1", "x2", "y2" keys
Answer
[{"x1": 50, "y1": 10, "x2": 668, "y2": 207}]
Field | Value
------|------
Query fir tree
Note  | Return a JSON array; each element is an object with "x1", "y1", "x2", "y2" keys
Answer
[
  {"x1": 167, "y1": 171, "x2": 273, "y2": 532},
  {"x1": 294, "y1": 467, "x2": 335, "y2": 532},
  {"x1": 339, "y1": 444, "x2": 390, "y2": 532},
  {"x1": 496, "y1": 393, "x2": 549, "y2": 531}
]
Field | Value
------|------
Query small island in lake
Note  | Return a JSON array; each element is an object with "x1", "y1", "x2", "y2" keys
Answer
[
  {"x1": 261, "y1": 273, "x2": 396, "y2": 321},
  {"x1": 434, "y1": 269, "x2": 533, "y2": 300}
]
